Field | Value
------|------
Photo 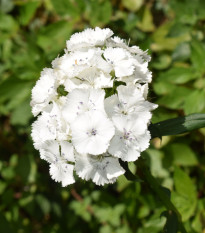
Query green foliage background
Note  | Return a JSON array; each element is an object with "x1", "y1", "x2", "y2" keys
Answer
[{"x1": 0, "y1": 0, "x2": 205, "y2": 232}]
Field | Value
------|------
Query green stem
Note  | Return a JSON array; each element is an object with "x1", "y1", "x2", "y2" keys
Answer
[{"x1": 136, "y1": 158, "x2": 187, "y2": 233}]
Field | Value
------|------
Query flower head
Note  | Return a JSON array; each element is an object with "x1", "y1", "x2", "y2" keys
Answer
[{"x1": 31, "y1": 27, "x2": 156, "y2": 186}]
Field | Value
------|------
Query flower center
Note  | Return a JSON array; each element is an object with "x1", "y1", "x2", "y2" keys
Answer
[
  {"x1": 87, "y1": 128, "x2": 97, "y2": 136},
  {"x1": 120, "y1": 128, "x2": 133, "y2": 142},
  {"x1": 91, "y1": 128, "x2": 97, "y2": 135}
]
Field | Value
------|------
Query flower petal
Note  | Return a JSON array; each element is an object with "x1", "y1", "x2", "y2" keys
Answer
[{"x1": 49, "y1": 162, "x2": 75, "y2": 187}]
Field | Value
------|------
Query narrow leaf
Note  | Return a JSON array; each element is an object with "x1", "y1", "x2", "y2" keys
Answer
[
  {"x1": 119, "y1": 160, "x2": 142, "y2": 182},
  {"x1": 149, "y1": 113, "x2": 205, "y2": 138}
]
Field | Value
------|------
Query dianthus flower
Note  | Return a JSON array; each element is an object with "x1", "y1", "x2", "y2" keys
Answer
[{"x1": 31, "y1": 27, "x2": 157, "y2": 186}]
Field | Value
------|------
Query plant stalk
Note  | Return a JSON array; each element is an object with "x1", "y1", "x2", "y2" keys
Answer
[{"x1": 136, "y1": 158, "x2": 187, "y2": 233}]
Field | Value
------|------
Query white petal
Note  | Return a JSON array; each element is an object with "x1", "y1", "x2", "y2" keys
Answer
[
  {"x1": 49, "y1": 163, "x2": 75, "y2": 187},
  {"x1": 60, "y1": 141, "x2": 75, "y2": 162},
  {"x1": 104, "y1": 47, "x2": 135, "y2": 77},
  {"x1": 104, "y1": 94, "x2": 119, "y2": 118},
  {"x1": 40, "y1": 140, "x2": 60, "y2": 163},
  {"x1": 77, "y1": 67, "x2": 113, "y2": 88},
  {"x1": 105, "y1": 157, "x2": 125, "y2": 179},
  {"x1": 115, "y1": 60, "x2": 135, "y2": 77}
]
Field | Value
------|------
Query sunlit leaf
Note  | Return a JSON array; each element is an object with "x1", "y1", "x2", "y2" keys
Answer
[{"x1": 171, "y1": 167, "x2": 197, "y2": 221}]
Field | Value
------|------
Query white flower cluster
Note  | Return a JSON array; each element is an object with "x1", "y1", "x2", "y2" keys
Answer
[{"x1": 31, "y1": 27, "x2": 157, "y2": 186}]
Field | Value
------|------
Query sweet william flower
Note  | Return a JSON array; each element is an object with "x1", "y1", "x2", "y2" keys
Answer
[
  {"x1": 75, "y1": 153, "x2": 125, "y2": 186},
  {"x1": 66, "y1": 27, "x2": 113, "y2": 51},
  {"x1": 31, "y1": 27, "x2": 156, "y2": 186},
  {"x1": 62, "y1": 88, "x2": 106, "y2": 124},
  {"x1": 104, "y1": 47, "x2": 135, "y2": 78},
  {"x1": 31, "y1": 112, "x2": 57, "y2": 150},
  {"x1": 108, "y1": 116, "x2": 151, "y2": 162},
  {"x1": 31, "y1": 68, "x2": 57, "y2": 116},
  {"x1": 105, "y1": 85, "x2": 157, "y2": 122},
  {"x1": 71, "y1": 111, "x2": 115, "y2": 155},
  {"x1": 40, "y1": 140, "x2": 75, "y2": 186}
]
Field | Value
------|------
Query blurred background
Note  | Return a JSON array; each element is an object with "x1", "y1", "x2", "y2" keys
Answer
[{"x1": 0, "y1": 0, "x2": 205, "y2": 232}]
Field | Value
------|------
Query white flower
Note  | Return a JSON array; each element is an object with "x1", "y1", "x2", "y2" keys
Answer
[
  {"x1": 56, "y1": 50, "x2": 95, "y2": 78},
  {"x1": 75, "y1": 153, "x2": 125, "y2": 186},
  {"x1": 106, "y1": 36, "x2": 151, "y2": 62},
  {"x1": 31, "y1": 68, "x2": 57, "y2": 116},
  {"x1": 108, "y1": 116, "x2": 151, "y2": 162},
  {"x1": 62, "y1": 88, "x2": 106, "y2": 123},
  {"x1": 31, "y1": 27, "x2": 156, "y2": 186},
  {"x1": 77, "y1": 67, "x2": 113, "y2": 89},
  {"x1": 71, "y1": 111, "x2": 115, "y2": 155},
  {"x1": 63, "y1": 68, "x2": 113, "y2": 91},
  {"x1": 104, "y1": 47, "x2": 135, "y2": 78},
  {"x1": 31, "y1": 103, "x2": 70, "y2": 149},
  {"x1": 66, "y1": 27, "x2": 113, "y2": 51},
  {"x1": 56, "y1": 49, "x2": 112, "y2": 90},
  {"x1": 40, "y1": 140, "x2": 74, "y2": 164},
  {"x1": 47, "y1": 102, "x2": 71, "y2": 141},
  {"x1": 105, "y1": 85, "x2": 157, "y2": 122},
  {"x1": 49, "y1": 163, "x2": 75, "y2": 187},
  {"x1": 31, "y1": 112, "x2": 57, "y2": 150},
  {"x1": 40, "y1": 140, "x2": 75, "y2": 186},
  {"x1": 118, "y1": 67, "x2": 152, "y2": 84}
]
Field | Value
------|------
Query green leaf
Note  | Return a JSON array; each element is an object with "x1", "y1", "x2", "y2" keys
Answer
[
  {"x1": 151, "y1": 21, "x2": 190, "y2": 52},
  {"x1": 94, "y1": 204, "x2": 125, "y2": 227},
  {"x1": 1, "y1": 166, "x2": 15, "y2": 180},
  {"x1": 170, "y1": 0, "x2": 198, "y2": 25},
  {"x1": 151, "y1": 54, "x2": 172, "y2": 70},
  {"x1": 0, "y1": 78, "x2": 32, "y2": 113},
  {"x1": 0, "y1": 0, "x2": 14, "y2": 13},
  {"x1": 153, "y1": 82, "x2": 176, "y2": 95},
  {"x1": 184, "y1": 90, "x2": 205, "y2": 114},
  {"x1": 50, "y1": 0, "x2": 82, "y2": 18},
  {"x1": 156, "y1": 86, "x2": 191, "y2": 109},
  {"x1": 37, "y1": 20, "x2": 72, "y2": 57},
  {"x1": 57, "y1": 85, "x2": 68, "y2": 97},
  {"x1": 191, "y1": 40, "x2": 205, "y2": 73},
  {"x1": 121, "y1": 0, "x2": 144, "y2": 12},
  {"x1": 172, "y1": 42, "x2": 191, "y2": 61},
  {"x1": 16, "y1": 154, "x2": 37, "y2": 184},
  {"x1": 0, "y1": 213, "x2": 14, "y2": 233},
  {"x1": 70, "y1": 197, "x2": 92, "y2": 222},
  {"x1": 19, "y1": 1, "x2": 40, "y2": 26},
  {"x1": 10, "y1": 99, "x2": 33, "y2": 126},
  {"x1": 158, "y1": 67, "x2": 197, "y2": 84},
  {"x1": 174, "y1": 167, "x2": 196, "y2": 198},
  {"x1": 35, "y1": 194, "x2": 51, "y2": 215},
  {"x1": 171, "y1": 167, "x2": 197, "y2": 221},
  {"x1": 145, "y1": 149, "x2": 169, "y2": 178},
  {"x1": 167, "y1": 143, "x2": 198, "y2": 166},
  {"x1": 119, "y1": 160, "x2": 142, "y2": 182},
  {"x1": 149, "y1": 113, "x2": 205, "y2": 138},
  {"x1": 85, "y1": 0, "x2": 112, "y2": 27},
  {"x1": 0, "y1": 14, "x2": 18, "y2": 43},
  {"x1": 162, "y1": 211, "x2": 178, "y2": 233},
  {"x1": 137, "y1": 6, "x2": 155, "y2": 32}
]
